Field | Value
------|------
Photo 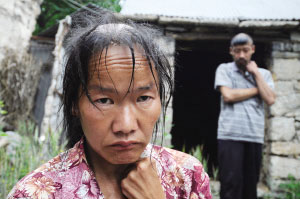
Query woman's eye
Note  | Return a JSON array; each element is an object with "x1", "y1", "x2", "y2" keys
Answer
[
  {"x1": 96, "y1": 98, "x2": 114, "y2": 104},
  {"x1": 137, "y1": 96, "x2": 151, "y2": 102}
]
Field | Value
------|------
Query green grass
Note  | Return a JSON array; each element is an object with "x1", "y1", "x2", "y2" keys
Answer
[
  {"x1": 188, "y1": 145, "x2": 219, "y2": 181},
  {"x1": 0, "y1": 100, "x2": 7, "y2": 136},
  {"x1": 279, "y1": 175, "x2": 300, "y2": 199},
  {"x1": 0, "y1": 123, "x2": 64, "y2": 198}
]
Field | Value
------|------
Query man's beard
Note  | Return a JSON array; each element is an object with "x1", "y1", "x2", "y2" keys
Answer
[{"x1": 235, "y1": 58, "x2": 248, "y2": 71}]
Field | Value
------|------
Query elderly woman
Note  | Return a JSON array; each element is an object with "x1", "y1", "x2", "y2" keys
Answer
[{"x1": 8, "y1": 10, "x2": 211, "y2": 199}]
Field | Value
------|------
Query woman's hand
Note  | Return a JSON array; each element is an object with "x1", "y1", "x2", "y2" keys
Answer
[{"x1": 120, "y1": 158, "x2": 166, "y2": 199}]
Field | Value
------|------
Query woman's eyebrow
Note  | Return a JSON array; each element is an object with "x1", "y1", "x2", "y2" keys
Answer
[
  {"x1": 88, "y1": 85, "x2": 115, "y2": 93},
  {"x1": 136, "y1": 83, "x2": 154, "y2": 91},
  {"x1": 88, "y1": 83, "x2": 154, "y2": 93},
  {"x1": 128, "y1": 83, "x2": 155, "y2": 93}
]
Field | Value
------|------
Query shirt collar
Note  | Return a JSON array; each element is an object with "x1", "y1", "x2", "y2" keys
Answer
[
  {"x1": 233, "y1": 62, "x2": 240, "y2": 72},
  {"x1": 66, "y1": 137, "x2": 88, "y2": 165},
  {"x1": 233, "y1": 62, "x2": 251, "y2": 77}
]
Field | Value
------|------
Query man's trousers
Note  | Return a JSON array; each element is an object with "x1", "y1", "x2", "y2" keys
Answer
[{"x1": 218, "y1": 139, "x2": 262, "y2": 199}]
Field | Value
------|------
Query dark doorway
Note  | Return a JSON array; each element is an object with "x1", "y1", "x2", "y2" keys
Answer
[{"x1": 170, "y1": 39, "x2": 269, "y2": 177}]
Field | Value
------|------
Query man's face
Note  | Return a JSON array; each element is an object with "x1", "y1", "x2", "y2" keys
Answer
[
  {"x1": 230, "y1": 43, "x2": 255, "y2": 71},
  {"x1": 78, "y1": 45, "x2": 161, "y2": 165}
]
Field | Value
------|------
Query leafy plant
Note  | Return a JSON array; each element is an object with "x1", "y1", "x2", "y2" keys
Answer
[
  {"x1": 34, "y1": 0, "x2": 121, "y2": 35},
  {"x1": 0, "y1": 100, "x2": 7, "y2": 136},
  {"x1": 0, "y1": 122, "x2": 65, "y2": 198},
  {"x1": 279, "y1": 175, "x2": 300, "y2": 199},
  {"x1": 189, "y1": 145, "x2": 208, "y2": 172},
  {"x1": 188, "y1": 145, "x2": 219, "y2": 180},
  {"x1": 0, "y1": 100, "x2": 7, "y2": 115},
  {"x1": 211, "y1": 165, "x2": 219, "y2": 181}
]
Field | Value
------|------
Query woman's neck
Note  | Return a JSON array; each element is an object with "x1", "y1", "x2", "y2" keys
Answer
[{"x1": 84, "y1": 142, "x2": 130, "y2": 199}]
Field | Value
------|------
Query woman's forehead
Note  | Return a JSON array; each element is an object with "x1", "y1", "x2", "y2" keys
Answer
[
  {"x1": 86, "y1": 46, "x2": 159, "y2": 94},
  {"x1": 89, "y1": 45, "x2": 150, "y2": 72},
  {"x1": 85, "y1": 45, "x2": 159, "y2": 92}
]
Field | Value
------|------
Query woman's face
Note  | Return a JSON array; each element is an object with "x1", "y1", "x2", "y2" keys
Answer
[{"x1": 78, "y1": 45, "x2": 161, "y2": 165}]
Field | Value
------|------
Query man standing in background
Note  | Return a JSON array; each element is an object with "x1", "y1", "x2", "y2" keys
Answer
[{"x1": 214, "y1": 33, "x2": 276, "y2": 199}]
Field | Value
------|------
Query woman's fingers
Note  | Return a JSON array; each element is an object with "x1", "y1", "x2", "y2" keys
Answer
[{"x1": 120, "y1": 158, "x2": 165, "y2": 199}]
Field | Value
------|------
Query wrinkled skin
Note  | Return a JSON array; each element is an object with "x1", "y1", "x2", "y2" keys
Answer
[{"x1": 77, "y1": 45, "x2": 165, "y2": 199}]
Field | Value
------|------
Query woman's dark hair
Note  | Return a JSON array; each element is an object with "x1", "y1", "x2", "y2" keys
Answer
[{"x1": 62, "y1": 8, "x2": 173, "y2": 148}]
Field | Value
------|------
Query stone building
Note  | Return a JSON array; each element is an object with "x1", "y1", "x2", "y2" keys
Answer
[{"x1": 119, "y1": 0, "x2": 300, "y2": 196}]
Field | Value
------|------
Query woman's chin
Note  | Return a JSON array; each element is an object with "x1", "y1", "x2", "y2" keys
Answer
[
  {"x1": 105, "y1": 147, "x2": 145, "y2": 165},
  {"x1": 111, "y1": 156, "x2": 140, "y2": 165}
]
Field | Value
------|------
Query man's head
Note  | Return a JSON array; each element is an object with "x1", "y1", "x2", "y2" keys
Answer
[{"x1": 229, "y1": 33, "x2": 255, "y2": 71}]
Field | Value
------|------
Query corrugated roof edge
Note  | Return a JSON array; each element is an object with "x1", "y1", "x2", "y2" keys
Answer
[{"x1": 116, "y1": 13, "x2": 300, "y2": 28}]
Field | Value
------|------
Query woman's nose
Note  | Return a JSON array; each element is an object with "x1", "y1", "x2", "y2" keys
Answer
[{"x1": 112, "y1": 105, "x2": 138, "y2": 135}]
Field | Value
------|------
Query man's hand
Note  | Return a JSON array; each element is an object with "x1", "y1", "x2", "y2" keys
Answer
[
  {"x1": 245, "y1": 61, "x2": 276, "y2": 105},
  {"x1": 246, "y1": 61, "x2": 259, "y2": 74},
  {"x1": 120, "y1": 158, "x2": 166, "y2": 199}
]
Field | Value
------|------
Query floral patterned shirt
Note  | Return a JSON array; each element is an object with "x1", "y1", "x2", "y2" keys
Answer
[{"x1": 7, "y1": 139, "x2": 212, "y2": 199}]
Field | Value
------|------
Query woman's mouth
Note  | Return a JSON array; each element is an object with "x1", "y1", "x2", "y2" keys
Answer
[{"x1": 110, "y1": 141, "x2": 138, "y2": 150}]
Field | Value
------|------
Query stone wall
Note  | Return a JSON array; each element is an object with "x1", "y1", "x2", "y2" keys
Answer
[
  {"x1": 0, "y1": 0, "x2": 42, "y2": 128},
  {"x1": 0, "y1": 0, "x2": 42, "y2": 63},
  {"x1": 265, "y1": 36, "x2": 300, "y2": 192},
  {"x1": 41, "y1": 16, "x2": 71, "y2": 134}
]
